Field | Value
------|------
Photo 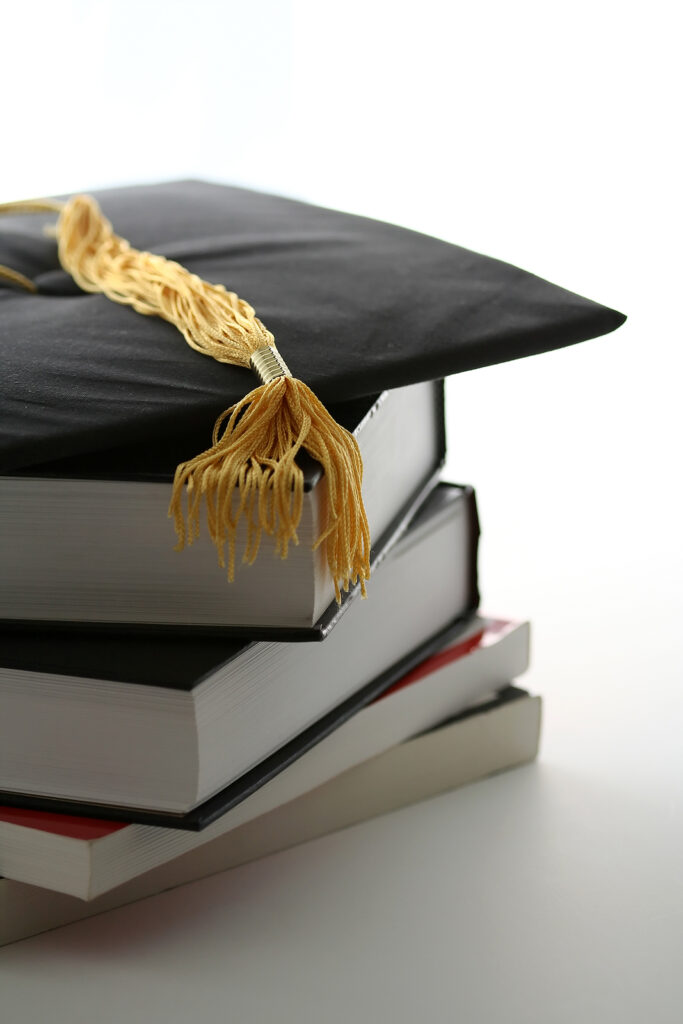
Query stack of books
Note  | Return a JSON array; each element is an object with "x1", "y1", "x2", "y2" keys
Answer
[
  {"x1": 0, "y1": 386, "x2": 539, "y2": 946},
  {"x1": 0, "y1": 181, "x2": 625, "y2": 946}
]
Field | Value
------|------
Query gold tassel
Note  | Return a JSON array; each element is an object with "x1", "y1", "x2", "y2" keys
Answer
[{"x1": 0, "y1": 194, "x2": 371, "y2": 599}]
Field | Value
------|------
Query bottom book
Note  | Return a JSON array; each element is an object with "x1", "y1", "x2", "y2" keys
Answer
[{"x1": 0, "y1": 687, "x2": 541, "y2": 948}]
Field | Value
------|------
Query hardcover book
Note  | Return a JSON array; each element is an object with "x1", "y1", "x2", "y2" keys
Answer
[
  {"x1": 1, "y1": 381, "x2": 445, "y2": 637},
  {"x1": 0, "y1": 681, "x2": 539, "y2": 908},
  {"x1": 0, "y1": 484, "x2": 481, "y2": 825}
]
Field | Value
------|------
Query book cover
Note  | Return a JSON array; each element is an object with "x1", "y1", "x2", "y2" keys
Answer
[{"x1": 0, "y1": 688, "x2": 542, "y2": 947}]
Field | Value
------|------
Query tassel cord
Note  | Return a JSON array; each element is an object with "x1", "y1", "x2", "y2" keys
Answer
[{"x1": 0, "y1": 193, "x2": 371, "y2": 597}]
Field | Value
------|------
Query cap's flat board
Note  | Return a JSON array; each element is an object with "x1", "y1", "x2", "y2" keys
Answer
[{"x1": 0, "y1": 180, "x2": 625, "y2": 472}]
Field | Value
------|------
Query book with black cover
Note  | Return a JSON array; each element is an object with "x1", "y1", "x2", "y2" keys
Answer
[
  {"x1": 0, "y1": 618, "x2": 530, "y2": 896},
  {"x1": 0, "y1": 484, "x2": 480, "y2": 828}
]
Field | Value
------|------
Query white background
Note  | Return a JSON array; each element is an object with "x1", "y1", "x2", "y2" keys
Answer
[{"x1": 1, "y1": 1, "x2": 682, "y2": 1020}]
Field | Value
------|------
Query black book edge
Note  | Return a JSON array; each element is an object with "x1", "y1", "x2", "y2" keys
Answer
[
  {"x1": 0, "y1": 484, "x2": 475, "y2": 688},
  {"x1": 0, "y1": 516, "x2": 480, "y2": 832},
  {"x1": 424, "y1": 684, "x2": 532, "y2": 731},
  {"x1": 0, "y1": 381, "x2": 447, "y2": 642}
]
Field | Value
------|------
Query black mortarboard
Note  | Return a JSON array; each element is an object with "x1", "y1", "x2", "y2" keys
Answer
[{"x1": 0, "y1": 180, "x2": 625, "y2": 591}]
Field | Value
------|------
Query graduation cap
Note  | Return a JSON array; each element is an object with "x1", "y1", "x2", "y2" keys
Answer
[{"x1": 0, "y1": 181, "x2": 625, "y2": 596}]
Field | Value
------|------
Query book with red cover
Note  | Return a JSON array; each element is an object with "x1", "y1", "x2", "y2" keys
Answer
[{"x1": 0, "y1": 683, "x2": 541, "y2": 947}]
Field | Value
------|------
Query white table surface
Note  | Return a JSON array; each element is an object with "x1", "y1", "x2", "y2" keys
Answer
[{"x1": 1, "y1": 2, "x2": 681, "y2": 1018}]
